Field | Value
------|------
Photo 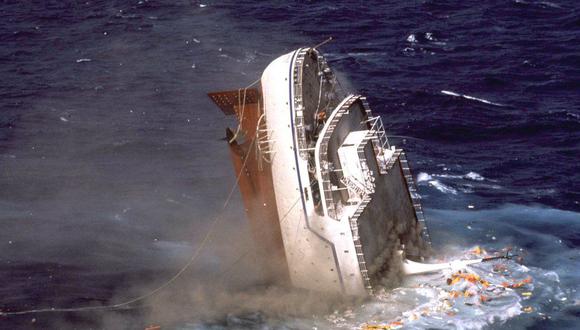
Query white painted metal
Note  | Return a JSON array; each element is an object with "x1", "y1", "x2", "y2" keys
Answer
[
  {"x1": 338, "y1": 130, "x2": 373, "y2": 201},
  {"x1": 260, "y1": 49, "x2": 430, "y2": 296},
  {"x1": 261, "y1": 50, "x2": 368, "y2": 295}
]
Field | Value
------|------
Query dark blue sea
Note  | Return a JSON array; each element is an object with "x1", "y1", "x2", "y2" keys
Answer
[{"x1": 1, "y1": 1, "x2": 578, "y2": 329}]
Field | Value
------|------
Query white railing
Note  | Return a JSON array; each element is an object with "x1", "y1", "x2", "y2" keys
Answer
[
  {"x1": 256, "y1": 113, "x2": 276, "y2": 171},
  {"x1": 363, "y1": 115, "x2": 392, "y2": 174}
]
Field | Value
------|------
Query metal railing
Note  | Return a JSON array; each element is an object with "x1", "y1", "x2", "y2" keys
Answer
[{"x1": 399, "y1": 151, "x2": 432, "y2": 246}]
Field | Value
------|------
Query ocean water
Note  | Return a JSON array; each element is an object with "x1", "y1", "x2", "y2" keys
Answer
[{"x1": 0, "y1": 0, "x2": 578, "y2": 329}]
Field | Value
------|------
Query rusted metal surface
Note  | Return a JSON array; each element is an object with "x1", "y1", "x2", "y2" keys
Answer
[
  {"x1": 210, "y1": 90, "x2": 289, "y2": 284},
  {"x1": 208, "y1": 89, "x2": 261, "y2": 115}
]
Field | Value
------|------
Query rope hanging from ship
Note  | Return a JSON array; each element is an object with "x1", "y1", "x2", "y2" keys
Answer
[
  {"x1": 1, "y1": 64, "x2": 325, "y2": 316},
  {"x1": 1, "y1": 138, "x2": 317, "y2": 317},
  {"x1": 0, "y1": 78, "x2": 262, "y2": 317}
]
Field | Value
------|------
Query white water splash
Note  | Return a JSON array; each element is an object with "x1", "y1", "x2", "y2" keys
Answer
[{"x1": 179, "y1": 246, "x2": 564, "y2": 330}]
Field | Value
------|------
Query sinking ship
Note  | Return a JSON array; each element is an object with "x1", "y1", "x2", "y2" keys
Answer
[{"x1": 209, "y1": 47, "x2": 431, "y2": 296}]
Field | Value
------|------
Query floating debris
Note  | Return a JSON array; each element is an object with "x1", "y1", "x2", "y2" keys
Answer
[
  {"x1": 364, "y1": 246, "x2": 538, "y2": 329},
  {"x1": 471, "y1": 246, "x2": 486, "y2": 255},
  {"x1": 521, "y1": 306, "x2": 534, "y2": 313},
  {"x1": 363, "y1": 321, "x2": 404, "y2": 329}
]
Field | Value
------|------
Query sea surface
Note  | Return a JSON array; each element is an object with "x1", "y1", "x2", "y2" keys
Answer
[{"x1": 0, "y1": 0, "x2": 578, "y2": 329}]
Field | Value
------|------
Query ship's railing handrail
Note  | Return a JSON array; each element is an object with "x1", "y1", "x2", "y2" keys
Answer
[
  {"x1": 315, "y1": 95, "x2": 359, "y2": 219},
  {"x1": 362, "y1": 115, "x2": 392, "y2": 174},
  {"x1": 364, "y1": 116, "x2": 390, "y2": 149},
  {"x1": 292, "y1": 48, "x2": 313, "y2": 160}
]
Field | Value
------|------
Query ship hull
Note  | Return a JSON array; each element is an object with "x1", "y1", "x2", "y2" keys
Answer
[
  {"x1": 262, "y1": 50, "x2": 366, "y2": 295},
  {"x1": 210, "y1": 47, "x2": 430, "y2": 296},
  {"x1": 261, "y1": 49, "x2": 428, "y2": 295}
]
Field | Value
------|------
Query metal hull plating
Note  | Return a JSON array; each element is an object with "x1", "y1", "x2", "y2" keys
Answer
[
  {"x1": 261, "y1": 49, "x2": 429, "y2": 295},
  {"x1": 262, "y1": 50, "x2": 366, "y2": 295},
  {"x1": 211, "y1": 47, "x2": 430, "y2": 296}
]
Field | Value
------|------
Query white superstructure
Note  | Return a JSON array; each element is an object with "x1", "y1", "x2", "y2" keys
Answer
[{"x1": 260, "y1": 48, "x2": 430, "y2": 295}]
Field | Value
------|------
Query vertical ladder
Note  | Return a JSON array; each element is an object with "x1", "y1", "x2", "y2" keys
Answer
[
  {"x1": 363, "y1": 115, "x2": 391, "y2": 174},
  {"x1": 399, "y1": 151, "x2": 432, "y2": 247},
  {"x1": 349, "y1": 195, "x2": 373, "y2": 294}
]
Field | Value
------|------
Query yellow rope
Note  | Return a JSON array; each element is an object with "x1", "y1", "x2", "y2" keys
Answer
[{"x1": 228, "y1": 78, "x2": 260, "y2": 143}]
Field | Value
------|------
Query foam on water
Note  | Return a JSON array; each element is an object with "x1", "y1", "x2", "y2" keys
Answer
[
  {"x1": 416, "y1": 171, "x2": 497, "y2": 198},
  {"x1": 176, "y1": 205, "x2": 579, "y2": 329}
]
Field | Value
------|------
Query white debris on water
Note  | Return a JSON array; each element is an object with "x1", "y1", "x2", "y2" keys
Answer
[
  {"x1": 342, "y1": 247, "x2": 560, "y2": 330},
  {"x1": 76, "y1": 58, "x2": 91, "y2": 63},
  {"x1": 180, "y1": 247, "x2": 561, "y2": 330}
]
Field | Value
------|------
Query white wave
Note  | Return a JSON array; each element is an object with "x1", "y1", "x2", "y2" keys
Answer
[
  {"x1": 417, "y1": 172, "x2": 458, "y2": 194},
  {"x1": 464, "y1": 171, "x2": 485, "y2": 181},
  {"x1": 433, "y1": 173, "x2": 464, "y2": 179},
  {"x1": 416, "y1": 171, "x2": 486, "y2": 195},
  {"x1": 420, "y1": 171, "x2": 485, "y2": 182},
  {"x1": 458, "y1": 185, "x2": 475, "y2": 194},
  {"x1": 514, "y1": 0, "x2": 562, "y2": 9},
  {"x1": 530, "y1": 188, "x2": 557, "y2": 196},
  {"x1": 416, "y1": 172, "x2": 432, "y2": 183},
  {"x1": 441, "y1": 90, "x2": 506, "y2": 107},
  {"x1": 347, "y1": 248, "x2": 544, "y2": 330},
  {"x1": 347, "y1": 52, "x2": 388, "y2": 58},
  {"x1": 428, "y1": 180, "x2": 458, "y2": 195}
]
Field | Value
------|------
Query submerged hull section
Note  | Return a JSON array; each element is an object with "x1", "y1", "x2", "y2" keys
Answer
[{"x1": 210, "y1": 47, "x2": 430, "y2": 296}]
